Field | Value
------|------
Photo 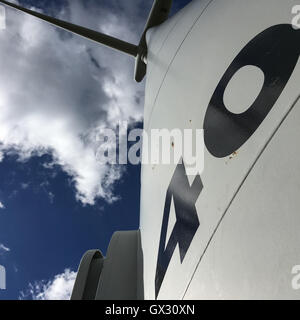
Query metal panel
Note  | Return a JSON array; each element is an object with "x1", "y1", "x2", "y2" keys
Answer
[
  {"x1": 184, "y1": 96, "x2": 300, "y2": 299},
  {"x1": 144, "y1": 0, "x2": 212, "y2": 129},
  {"x1": 96, "y1": 230, "x2": 143, "y2": 300},
  {"x1": 140, "y1": 0, "x2": 300, "y2": 299}
]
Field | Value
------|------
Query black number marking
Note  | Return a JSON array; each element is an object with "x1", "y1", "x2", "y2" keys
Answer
[
  {"x1": 155, "y1": 161, "x2": 203, "y2": 298},
  {"x1": 204, "y1": 24, "x2": 300, "y2": 158}
]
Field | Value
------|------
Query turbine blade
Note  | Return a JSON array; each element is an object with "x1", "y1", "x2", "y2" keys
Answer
[{"x1": 0, "y1": 0, "x2": 138, "y2": 57}]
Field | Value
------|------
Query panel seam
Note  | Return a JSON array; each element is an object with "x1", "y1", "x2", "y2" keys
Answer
[
  {"x1": 145, "y1": 0, "x2": 215, "y2": 132},
  {"x1": 181, "y1": 94, "x2": 300, "y2": 299}
]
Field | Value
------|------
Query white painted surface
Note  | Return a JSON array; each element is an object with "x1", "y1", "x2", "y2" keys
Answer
[
  {"x1": 184, "y1": 97, "x2": 300, "y2": 299},
  {"x1": 140, "y1": 0, "x2": 300, "y2": 299},
  {"x1": 223, "y1": 65, "x2": 265, "y2": 114}
]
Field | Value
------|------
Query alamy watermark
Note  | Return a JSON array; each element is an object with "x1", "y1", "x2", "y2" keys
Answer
[
  {"x1": 292, "y1": 5, "x2": 300, "y2": 29},
  {"x1": 0, "y1": 265, "x2": 6, "y2": 290},
  {"x1": 0, "y1": 5, "x2": 6, "y2": 31},
  {"x1": 95, "y1": 122, "x2": 204, "y2": 176}
]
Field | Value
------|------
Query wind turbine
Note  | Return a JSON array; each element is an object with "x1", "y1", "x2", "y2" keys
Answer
[
  {"x1": 0, "y1": 0, "x2": 172, "y2": 82},
  {"x1": 1, "y1": 0, "x2": 300, "y2": 301}
]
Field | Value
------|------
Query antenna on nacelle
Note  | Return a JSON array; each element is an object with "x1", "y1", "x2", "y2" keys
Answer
[{"x1": 0, "y1": 0, "x2": 173, "y2": 82}]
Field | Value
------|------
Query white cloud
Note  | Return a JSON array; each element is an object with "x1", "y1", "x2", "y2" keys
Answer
[
  {"x1": 48, "y1": 191, "x2": 55, "y2": 203},
  {"x1": 0, "y1": 201, "x2": 5, "y2": 209},
  {"x1": 0, "y1": 243, "x2": 10, "y2": 254},
  {"x1": 20, "y1": 182, "x2": 29, "y2": 189},
  {"x1": 20, "y1": 268, "x2": 77, "y2": 300},
  {"x1": 0, "y1": 0, "x2": 146, "y2": 205}
]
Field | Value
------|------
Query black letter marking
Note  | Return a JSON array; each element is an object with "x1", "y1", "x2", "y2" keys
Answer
[
  {"x1": 204, "y1": 24, "x2": 300, "y2": 158},
  {"x1": 155, "y1": 161, "x2": 203, "y2": 298}
]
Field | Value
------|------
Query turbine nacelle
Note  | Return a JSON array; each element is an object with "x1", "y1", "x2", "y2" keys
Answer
[{"x1": 0, "y1": 0, "x2": 173, "y2": 82}]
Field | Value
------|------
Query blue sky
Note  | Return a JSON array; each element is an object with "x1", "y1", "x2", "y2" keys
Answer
[{"x1": 0, "y1": 0, "x2": 191, "y2": 300}]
